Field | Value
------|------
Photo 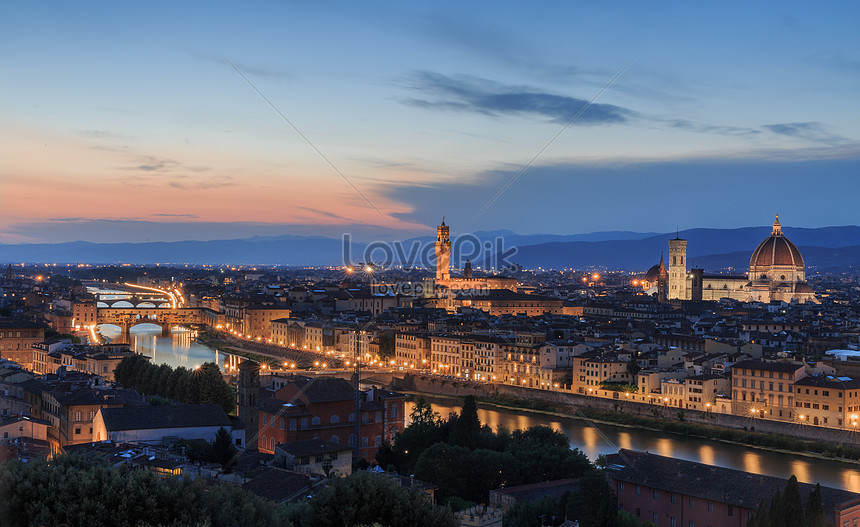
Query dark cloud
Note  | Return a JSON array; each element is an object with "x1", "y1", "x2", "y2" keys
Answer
[
  {"x1": 402, "y1": 71, "x2": 634, "y2": 125},
  {"x1": 763, "y1": 122, "x2": 848, "y2": 145}
]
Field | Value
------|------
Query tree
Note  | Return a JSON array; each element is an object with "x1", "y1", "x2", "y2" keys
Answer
[
  {"x1": 449, "y1": 395, "x2": 481, "y2": 449},
  {"x1": 626, "y1": 353, "x2": 640, "y2": 377},
  {"x1": 295, "y1": 471, "x2": 457, "y2": 527},
  {"x1": 377, "y1": 332, "x2": 396, "y2": 360},
  {"x1": 783, "y1": 476, "x2": 803, "y2": 527},
  {"x1": 805, "y1": 483, "x2": 826, "y2": 527},
  {"x1": 565, "y1": 469, "x2": 619, "y2": 527},
  {"x1": 212, "y1": 426, "x2": 237, "y2": 471},
  {"x1": 0, "y1": 454, "x2": 290, "y2": 527}
]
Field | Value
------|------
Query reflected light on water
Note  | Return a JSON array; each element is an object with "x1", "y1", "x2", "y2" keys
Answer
[
  {"x1": 842, "y1": 470, "x2": 860, "y2": 494},
  {"x1": 742, "y1": 451, "x2": 762, "y2": 475},
  {"x1": 618, "y1": 432, "x2": 632, "y2": 451},
  {"x1": 789, "y1": 460, "x2": 811, "y2": 485},
  {"x1": 699, "y1": 445, "x2": 715, "y2": 466},
  {"x1": 655, "y1": 438, "x2": 673, "y2": 458},
  {"x1": 581, "y1": 427, "x2": 600, "y2": 460}
]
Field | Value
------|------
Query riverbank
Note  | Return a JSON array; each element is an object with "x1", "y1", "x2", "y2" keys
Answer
[
  {"x1": 393, "y1": 377, "x2": 860, "y2": 465},
  {"x1": 466, "y1": 393, "x2": 860, "y2": 465}
]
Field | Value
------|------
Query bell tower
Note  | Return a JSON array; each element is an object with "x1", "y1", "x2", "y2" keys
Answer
[
  {"x1": 668, "y1": 233, "x2": 688, "y2": 300},
  {"x1": 435, "y1": 218, "x2": 451, "y2": 281},
  {"x1": 238, "y1": 361, "x2": 260, "y2": 451}
]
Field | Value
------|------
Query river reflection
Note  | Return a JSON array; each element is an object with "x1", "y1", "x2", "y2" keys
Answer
[
  {"x1": 99, "y1": 326, "x2": 237, "y2": 371},
  {"x1": 407, "y1": 395, "x2": 860, "y2": 492}
]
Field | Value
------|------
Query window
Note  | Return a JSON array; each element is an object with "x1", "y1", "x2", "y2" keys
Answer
[
  {"x1": 708, "y1": 502, "x2": 713, "y2": 512},
  {"x1": 636, "y1": 486, "x2": 641, "y2": 495},
  {"x1": 671, "y1": 517, "x2": 676, "y2": 527},
  {"x1": 671, "y1": 494, "x2": 676, "y2": 504},
  {"x1": 289, "y1": 418, "x2": 297, "y2": 430},
  {"x1": 261, "y1": 434, "x2": 266, "y2": 448},
  {"x1": 75, "y1": 411, "x2": 82, "y2": 422},
  {"x1": 654, "y1": 490, "x2": 658, "y2": 500},
  {"x1": 689, "y1": 522, "x2": 694, "y2": 527},
  {"x1": 300, "y1": 417, "x2": 308, "y2": 429},
  {"x1": 728, "y1": 505, "x2": 733, "y2": 516},
  {"x1": 620, "y1": 482, "x2": 625, "y2": 491},
  {"x1": 299, "y1": 456, "x2": 309, "y2": 465},
  {"x1": 653, "y1": 513, "x2": 659, "y2": 525},
  {"x1": 270, "y1": 438, "x2": 275, "y2": 451},
  {"x1": 361, "y1": 436, "x2": 369, "y2": 448},
  {"x1": 689, "y1": 498, "x2": 694, "y2": 508},
  {"x1": 262, "y1": 414, "x2": 267, "y2": 426},
  {"x1": 331, "y1": 435, "x2": 339, "y2": 443},
  {"x1": 331, "y1": 415, "x2": 340, "y2": 424},
  {"x1": 311, "y1": 416, "x2": 321, "y2": 426},
  {"x1": 75, "y1": 427, "x2": 81, "y2": 435},
  {"x1": 279, "y1": 418, "x2": 284, "y2": 430},
  {"x1": 315, "y1": 454, "x2": 325, "y2": 463}
]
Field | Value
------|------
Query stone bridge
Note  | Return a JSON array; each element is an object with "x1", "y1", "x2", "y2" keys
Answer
[
  {"x1": 97, "y1": 296, "x2": 173, "y2": 309},
  {"x1": 97, "y1": 307, "x2": 207, "y2": 340}
]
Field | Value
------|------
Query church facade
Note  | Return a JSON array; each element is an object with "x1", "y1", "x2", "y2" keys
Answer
[{"x1": 645, "y1": 216, "x2": 817, "y2": 304}]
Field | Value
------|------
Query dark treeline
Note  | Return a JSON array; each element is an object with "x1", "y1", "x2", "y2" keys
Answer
[
  {"x1": 377, "y1": 396, "x2": 630, "y2": 527},
  {"x1": 113, "y1": 354, "x2": 235, "y2": 414},
  {"x1": 0, "y1": 454, "x2": 288, "y2": 527},
  {"x1": 748, "y1": 476, "x2": 827, "y2": 527},
  {"x1": 0, "y1": 454, "x2": 457, "y2": 527}
]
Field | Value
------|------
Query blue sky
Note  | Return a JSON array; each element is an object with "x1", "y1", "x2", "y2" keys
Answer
[{"x1": 2, "y1": 1, "x2": 859, "y2": 243}]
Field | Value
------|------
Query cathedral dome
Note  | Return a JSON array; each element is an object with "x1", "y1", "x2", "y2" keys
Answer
[{"x1": 749, "y1": 216, "x2": 804, "y2": 271}]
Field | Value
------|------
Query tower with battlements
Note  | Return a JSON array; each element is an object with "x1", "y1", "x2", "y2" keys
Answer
[{"x1": 435, "y1": 219, "x2": 451, "y2": 281}]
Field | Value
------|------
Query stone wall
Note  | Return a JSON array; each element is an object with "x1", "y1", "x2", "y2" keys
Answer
[{"x1": 390, "y1": 373, "x2": 860, "y2": 447}]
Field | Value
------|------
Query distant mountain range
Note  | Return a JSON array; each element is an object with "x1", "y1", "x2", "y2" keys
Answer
[{"x1": 2, "y1": 226, "x2": 859, "y2": 272}]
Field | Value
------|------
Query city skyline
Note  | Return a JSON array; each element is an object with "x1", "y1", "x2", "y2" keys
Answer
[{"x1": 3, "y1": 2, "x2": 860, "y2": 244}]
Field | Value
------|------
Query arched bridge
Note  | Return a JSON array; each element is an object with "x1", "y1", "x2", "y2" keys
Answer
[
  {"x1": 97, "y1": 307, "x2": 207, "y2": 340},
  {"x1": 97, "y1": 296, "x2": 173, "y2": 309}
]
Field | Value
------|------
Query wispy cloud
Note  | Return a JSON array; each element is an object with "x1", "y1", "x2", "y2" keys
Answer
[
  {"x1": 669, "y1": 119, "x2": 761, "y2": 137},
  {"x1": 763, "y1": 122, "x2": 849, "y2": 145},
  {"x1": 153, "y1": 213, "x2": 199, "y2": 218},
  {"x1": 168, "y1": 175, "x2": 234, "y2": 190},
  {"x1": 402, "y1": 71, "x2": 634, "y2": 125},
  {"x1": 75, "y1": 129, "x2": 128, "y2": 140}
]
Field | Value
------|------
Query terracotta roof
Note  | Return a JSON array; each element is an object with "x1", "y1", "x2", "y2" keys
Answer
[{"x1": 749, "y1": 217, "x2": 804, "y2": 270}]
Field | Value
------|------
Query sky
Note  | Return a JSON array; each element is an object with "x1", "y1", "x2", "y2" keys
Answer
[{"x1": 2, "y1": 1, "x2": 860, "y2": 244}]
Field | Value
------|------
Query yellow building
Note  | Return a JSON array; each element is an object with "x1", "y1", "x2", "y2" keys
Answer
[
  {"x1": 794, "y1": 376, "x2": 860, "y2": 429},
  {"x1": 730, "y1": 359, "x2": 804, "y2": 421}
]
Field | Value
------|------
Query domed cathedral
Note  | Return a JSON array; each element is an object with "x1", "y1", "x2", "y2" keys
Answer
[
  {"x1": 747, "y1": 216, "x2": 817, "y2": 303},
  {"x1": 640, "y1": 216, "x2": 817, "y2": 304}
]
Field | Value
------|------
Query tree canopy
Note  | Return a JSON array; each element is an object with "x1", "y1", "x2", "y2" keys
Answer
[
  {"x1": 378, "y1": 396, "x2": 592, "y2": 505},
  {"x1": 286, "y1": 471, "x2": 457, "y2": 527},
  {"x1": 114, "y1": 354, "x2": 235, "y2": 413},
  {"x1": 747, "y1": 475, "x2": 827, "y2": 527},
  {"x1": 0, "y1": 454, "x2": 289, "y2": 527}
]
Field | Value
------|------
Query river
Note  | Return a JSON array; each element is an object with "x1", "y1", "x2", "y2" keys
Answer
[
  {"x1": 406, "y1": 396, "x2": 860, "y2": 493},
  {"x1": 98, "y1": 325, "x2": 241, "y2": 371}
]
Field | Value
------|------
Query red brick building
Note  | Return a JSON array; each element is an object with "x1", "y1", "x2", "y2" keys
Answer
[
  {"x1": 257, "y1": 376, "x2": 406, "y2": 460},
  {"x1": 606, "y1": 450, "x2": 860, "y2": 527}
]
